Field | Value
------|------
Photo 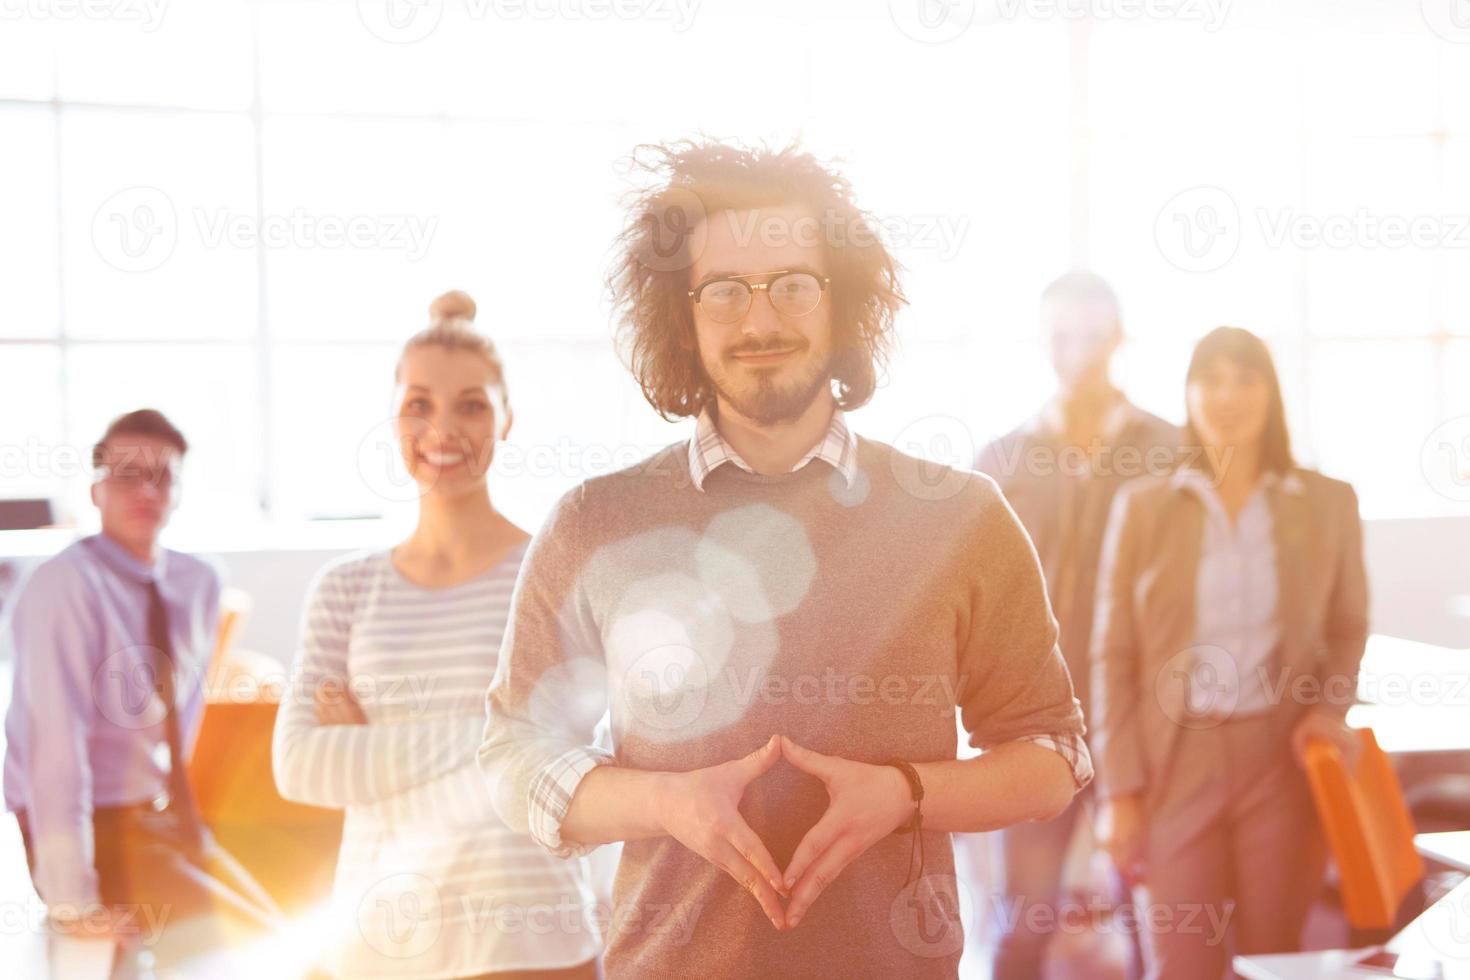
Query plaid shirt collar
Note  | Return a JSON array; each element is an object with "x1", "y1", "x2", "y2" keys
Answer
[{"x1": 687, "y1": 404, "x2": 860, "y2": 492}]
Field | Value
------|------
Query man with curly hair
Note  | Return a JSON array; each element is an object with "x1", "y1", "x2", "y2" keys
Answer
[{"x1": 479, "y1": 140, "x2": 1091, "y2": 979}]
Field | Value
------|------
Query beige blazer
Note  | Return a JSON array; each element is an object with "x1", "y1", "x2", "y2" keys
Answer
[{"x1": 1089, "y1": 466, "x2": 1369, "y2": 800}]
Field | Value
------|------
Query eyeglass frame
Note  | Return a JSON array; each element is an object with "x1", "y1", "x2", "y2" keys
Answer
[
  {"x1": 687, "y1": 269, "x2": 832, "y2": 322},
  {"x1": 92, "y1": 458, "x2": 181, "y2": 492}
]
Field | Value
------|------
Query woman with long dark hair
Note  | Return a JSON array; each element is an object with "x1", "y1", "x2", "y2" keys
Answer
[{"x1": 1090, "y1": 326, "x2": 1369, "y2": 978}]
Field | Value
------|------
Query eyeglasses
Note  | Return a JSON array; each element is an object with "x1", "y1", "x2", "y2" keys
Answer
[
  {"x1": 688, "y1": 270, "x2": 830, "y2": 324},
  {"x1": 96, "y1": 463, "x2": 178, "y2": 492}
]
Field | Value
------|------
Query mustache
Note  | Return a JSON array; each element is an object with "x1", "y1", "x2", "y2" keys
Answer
[{"x1": 727, "y1": 338, "x2": 807, "y2": 357}]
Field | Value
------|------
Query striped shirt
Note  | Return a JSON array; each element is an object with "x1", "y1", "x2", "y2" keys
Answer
[{"x1": 272, "y1": 544, "x2": 601, "y2": 979}]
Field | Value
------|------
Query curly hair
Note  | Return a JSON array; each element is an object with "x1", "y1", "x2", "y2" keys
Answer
[{"x1": 607, "y1": 139, "x2": 906, "y2": 421}]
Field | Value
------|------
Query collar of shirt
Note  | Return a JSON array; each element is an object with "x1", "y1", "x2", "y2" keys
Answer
[
  {"x1": 687, "y1": 404, "x2": 860, "y2": 492},
  {"x1": 82, "y1": 531, "x2": 168, "y2": 586},
  {"x1": 1169, "y1": 465, "x2": 1305, "y2": 497}
]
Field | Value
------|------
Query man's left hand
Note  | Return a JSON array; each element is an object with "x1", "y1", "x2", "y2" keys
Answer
[{"x1": 778, "y1": 736, "x2": 915, "y2": 929}]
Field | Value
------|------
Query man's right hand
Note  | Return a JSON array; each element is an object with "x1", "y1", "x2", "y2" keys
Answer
[
  {"x1": 1096, "y1": 793, "x2": 1147, "y2": 884},
  {"x1": 654, "y1": 734, "x2": 788, "y2": 930}
]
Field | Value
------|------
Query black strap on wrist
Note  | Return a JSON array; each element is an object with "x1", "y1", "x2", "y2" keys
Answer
[{"x1": 884, "y1": 759, "x2": 926, "y2": 888}]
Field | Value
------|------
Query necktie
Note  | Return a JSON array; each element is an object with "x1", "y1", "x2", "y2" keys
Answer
[{"x1": 146, "y1": 579, "x2": 206, "y2": 852}]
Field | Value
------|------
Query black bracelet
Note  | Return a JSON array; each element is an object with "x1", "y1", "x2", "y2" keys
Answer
[
  {"x1": 883, "y1": 759, "x2": 927, "y2": 890},
  {"x1": 884, "y1": 759, "x2": 924, "y2": 834}
]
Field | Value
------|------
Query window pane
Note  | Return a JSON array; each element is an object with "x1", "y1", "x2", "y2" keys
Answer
[
  {"x1": 1442, "y1": 139, "x2": 1470, "y2": 334},
  {"x1": 60, "y1": 108, "x2": 257, "y2": 340},
  {"x1": 0, "y1": 106, "x2": 59, "y2": 338},
  {"x1": 0, "y1": 19, "x2": 56, "y2": 101},
  {"x1": 65, "y1": 344, "x2": 261, "y2": 533},
  {"x1": 489, "y1": 340, "x2": 657, "y2": 526},
  {"x1": 268, "y1": 344, "x2": 400, "y2": 524},
  {"x1": 0, "y1": 345, "x2": 66, "y2": 505},
  {"x1": 1088, "y1": 132, "x2": 1302, "y2": 343},
  {"x1": 1301, "y1": 137, "x2": 1439, "y2": 338},
  {"x1": 53, "y1": 0, "x2": 253, "y2": 110},
  {"x1": 261, "y1": 116, "x2": 450, "y2": 344},
  {"x1": 1305, "y1": 342, "x2": 1440, "y2": 519}
]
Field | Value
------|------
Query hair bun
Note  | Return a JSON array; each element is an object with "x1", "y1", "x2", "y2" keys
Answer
[{"x1": 429, "y1": 290, "x2": 477, "y2": 322}]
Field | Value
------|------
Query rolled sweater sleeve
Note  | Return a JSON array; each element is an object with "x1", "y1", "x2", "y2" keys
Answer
[
  {"x1": 955, "y1": 476, "x2": 1093, "y2": 790},
  {"x1": 271, "y1": 559, "x2": 484, "y2": 809},
  {"x1": 479, "y1": 486, "x2": 614, "y2": 859}
]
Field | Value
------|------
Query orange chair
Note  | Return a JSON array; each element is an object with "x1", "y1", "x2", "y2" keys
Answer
[
  {"x1": 1302, "y1": 727, "x2": 1425, "y2": 933},
  {"x1": 189, "y1": 590, "x2": 344, "y2": 912},
  {"x1": 188, "y1": 700, "x2": 344, "y2": 914}
]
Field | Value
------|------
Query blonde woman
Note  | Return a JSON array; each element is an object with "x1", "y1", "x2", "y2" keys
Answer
[
  {"x1": 1091, "y1": 326, "x2": 1368, "y2": 979},
  {"x1": 273, "y1": 292, "x2": 601, "y2": 980}
]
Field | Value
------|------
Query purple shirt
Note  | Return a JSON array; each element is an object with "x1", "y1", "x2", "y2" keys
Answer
[{"x1": 2, "y1": 532, "x2": 221, "y2": 908}]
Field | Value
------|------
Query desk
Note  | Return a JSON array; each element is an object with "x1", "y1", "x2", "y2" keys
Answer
[
  {"x1": 1235, "y1": 877, "x2": 1470, "y2": 979},
  {"x1": 1417, "y1": 832, "x2": 1470, "y2": 873},
  {"x1": 1359, "y1": 635, "x2": 1469, "y2": 709},
  {"x1": 1347, "y1": 635, "x2": 1470, "y2": 755},
  {"x1": 1347, "y1": 704, "x2": 1470, "y2": 755}
]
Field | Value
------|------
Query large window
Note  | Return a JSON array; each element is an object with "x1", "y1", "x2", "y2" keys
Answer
[{"x1": 2, "y1": 0, "x2": 1467, "y2": 535}]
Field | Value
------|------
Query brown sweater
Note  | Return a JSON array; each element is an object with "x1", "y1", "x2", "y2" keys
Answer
[{"x1": 479, "y1": 435, "x2": 1087, "y2": 980}]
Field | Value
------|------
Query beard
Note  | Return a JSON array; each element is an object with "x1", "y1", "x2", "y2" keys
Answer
[{"x1": 704, "y1": 341, "x2": 836, "y2": 426}]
